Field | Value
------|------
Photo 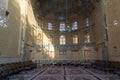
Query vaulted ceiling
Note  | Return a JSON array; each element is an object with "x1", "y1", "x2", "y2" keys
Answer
[{"x1": 31, "y1": 0, "x2": 99, "y2": 21}]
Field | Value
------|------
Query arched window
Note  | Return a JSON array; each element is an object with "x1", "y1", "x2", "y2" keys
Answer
[
  {"x1": 72, "y1": 21, "x2": 78, "y2": 30},
  {"x1": 48, "y1": 35, "x2": 53, "y2": 43},
  {"x1": 84, "y1": 33, "x2": 90, "y2": 43},
  {"x1": 0, "y1": 0, "x2": 8, "y2": 28},
  {"x1": 48, "y1": 22, "x2": 53, "y2": 30},
  {"x1": 73, "y1": 35, "x2": 78, "y2": 44},
  {"x1": 85, "y1": 18, "x2": 89, "y2": 27},
  {"x1": 60, "y1": 22, "x2": 65, "y2": 32},
  {"x1": 60, "y1": 35, "x2": 66, "y2": 45}
]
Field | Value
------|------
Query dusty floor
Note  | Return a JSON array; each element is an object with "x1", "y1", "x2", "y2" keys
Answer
[{"x1": 2, "y1": 66, "x2": 120, "y2": 80}]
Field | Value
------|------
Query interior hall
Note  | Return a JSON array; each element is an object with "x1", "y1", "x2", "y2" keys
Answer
[{"x1": 0, "y1": 0, "x2": 120, "y2": 80}]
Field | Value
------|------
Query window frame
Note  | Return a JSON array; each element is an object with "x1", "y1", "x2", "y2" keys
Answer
[
  {"x1": 72, "y1": 21, "x2": 78, "y2": 30},
  {"x1": 48, "y1": 22, "x2": 53, "y2": 30},
  {"x1": 72, "y1": 35, "x2": 78, "y2": 44},
  {"x1": 60, "y1": 22, "x2": 66, "y2": 32},
  {"x1": 60, "y1": 35, "x2": 66, "y2": 45},
  {"x1": 85, "y1": 18, "x2": 90, "y2": 27}
]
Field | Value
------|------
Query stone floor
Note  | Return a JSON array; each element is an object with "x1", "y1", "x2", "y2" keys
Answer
[{"x1": 2, "y1": 66, "x2": 120, "y2": 80}]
